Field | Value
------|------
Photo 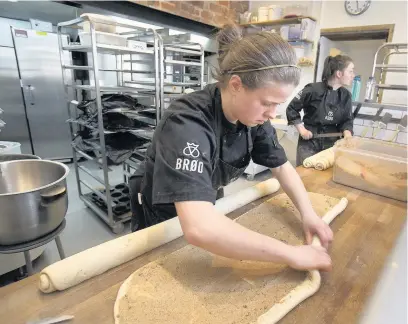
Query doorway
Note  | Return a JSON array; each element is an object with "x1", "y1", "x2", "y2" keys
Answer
[{"x1": 314, "y1": 24, "x2": 394, "y2": 103}]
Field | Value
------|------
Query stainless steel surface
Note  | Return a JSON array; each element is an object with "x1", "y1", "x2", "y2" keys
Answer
[
  {"x1": 0, "y1": 153, "x2": 40, "y2": 162},
  {"x1": 0, "y1": 160, "x2": 69, "y2": 245},
  {"x1": 63, "y1": 44, "x2": 154, "y2": 55},
  {"x1": 12, "y1": 28, "x2": 72, "y2": 160},
  {"x1": 0, "y1": 45, "x2": 32, "y2": 154}
]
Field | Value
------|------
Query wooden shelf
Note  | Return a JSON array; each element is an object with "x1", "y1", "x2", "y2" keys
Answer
[{"x1": 240, "y1": 16, "x2": 317, "y2": 28}]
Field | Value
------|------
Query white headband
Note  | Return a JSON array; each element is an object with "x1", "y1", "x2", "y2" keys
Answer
[{"x1": 226, "y1": 64, "x2": 300, "y2": 74}]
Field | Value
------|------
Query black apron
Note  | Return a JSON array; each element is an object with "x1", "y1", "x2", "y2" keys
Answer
[
  {"x1": 130, "y1": 89, "x2": 252, "y2": 232},
  {"x1": 296, "y1": 94, "x2": 343, "y2": 166}
]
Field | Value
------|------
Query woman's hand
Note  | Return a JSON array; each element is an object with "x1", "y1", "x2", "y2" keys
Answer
[
  {"x1": 296, "y1": 124, "x2": 313, "y2": 140},
  {"x1": 287, "y1": 245, "x2": 332, "y2": 271},
  {"x1": 302, "y1": 212, "x2": 333, "y2": 250},
  {"x1": 343, "y1": 130, "x2": 352, "y2": 139}
]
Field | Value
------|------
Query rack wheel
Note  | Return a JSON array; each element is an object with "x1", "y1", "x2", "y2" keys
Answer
[{"x1": 112, "y1": 222, "x2": 125, "y2": 234}]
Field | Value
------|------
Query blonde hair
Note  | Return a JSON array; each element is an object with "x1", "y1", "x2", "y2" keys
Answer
[{"x1": 214, "y1": 24, "x2": 301, "y2": 89}]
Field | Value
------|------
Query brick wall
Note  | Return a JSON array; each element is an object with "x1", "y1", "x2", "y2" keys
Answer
[{"x1": 130, "y1": 1, "x2": 249, "y2": 27}]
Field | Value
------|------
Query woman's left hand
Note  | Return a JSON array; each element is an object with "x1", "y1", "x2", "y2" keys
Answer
[
  {"x1": 302, "y1": 212, "x2": 333, "y2": 249},
  {"x1": 343, "y1": 130, "x2": 352, "y2": 139}
]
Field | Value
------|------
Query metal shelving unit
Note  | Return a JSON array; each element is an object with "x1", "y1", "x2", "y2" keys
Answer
[
  {"x1": 369, "y1": 43, "x2": 407, "y2": 102},
  {"x1": 159, "y1": 33, "x2": 205, "y2": 114},
  {"x1": 57, "y1": 15, "x2": 161, "y2": 234},
  {"x1": 351, "y1": 43, "x2": 408, "y2": 142}
]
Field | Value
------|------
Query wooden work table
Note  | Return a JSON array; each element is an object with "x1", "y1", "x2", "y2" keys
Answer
[{"x1": 1, "y1": 168, "x2": 406, "y2": 324}]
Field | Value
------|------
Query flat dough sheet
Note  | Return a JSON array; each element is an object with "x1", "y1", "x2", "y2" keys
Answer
[{"x1": 114, "y1": 193, "x2": 340, "y2": 324}]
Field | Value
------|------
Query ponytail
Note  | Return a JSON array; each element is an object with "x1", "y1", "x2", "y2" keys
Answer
[{"x1": 322, "y1": 55, "x2": 353, "y2": 82}]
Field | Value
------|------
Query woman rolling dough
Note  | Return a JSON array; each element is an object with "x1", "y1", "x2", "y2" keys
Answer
[
  {"x1": 286, "y1": 55, "x2": 355, "y2": 166},
  {"x1": 129, "y1": 24, "x2": 333, "y2": 272}
]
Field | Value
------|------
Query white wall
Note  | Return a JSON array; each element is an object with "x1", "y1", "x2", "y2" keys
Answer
[{"x1": 320, "y1": 0, "x2": 408, "y2": 105}]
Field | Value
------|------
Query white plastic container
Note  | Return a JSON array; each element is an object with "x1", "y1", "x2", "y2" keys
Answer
[
  {"x1": 333, "y1": 138, "x2": 407, "y2": 202},
  {"x1": 79, "y1": 31, "x2": 127, "y2": 47},
  {"x1": 268, "y1": 5, "x2": 283, "y2": 20},
  {"x1": 0, "y1": 141, "x2": 21, "y2": 154},
  {"x1": 258, "y1": 7, "x2": 269, "y2": 22}
]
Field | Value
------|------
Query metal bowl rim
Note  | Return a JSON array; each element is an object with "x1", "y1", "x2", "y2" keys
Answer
[
  {"x1": 0, "y1": 159, "x2": 70, "y2": 197},
  {"x1": 0, "y1": 154, "x2": 41, "y2": 163}
]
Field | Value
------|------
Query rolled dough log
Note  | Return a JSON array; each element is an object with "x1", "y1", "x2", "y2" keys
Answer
[
  {"x1": 303, "y1": 148, "x2": 334, "y2": 171},
  {"x1": 257, "y1": 197, "x2": 348, "y2": 324},
  {"x1": 39, "y1": 178, "x2": 280, "y2": 293}
]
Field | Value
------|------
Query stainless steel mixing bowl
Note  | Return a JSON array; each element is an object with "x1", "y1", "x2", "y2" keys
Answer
[{"x1": 0, "y1": 160, "x2": 69, "y2": 245}]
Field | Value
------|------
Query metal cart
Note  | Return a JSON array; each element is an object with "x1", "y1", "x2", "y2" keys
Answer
[{"x1": 57, "y1": 15, "x2": 161, "y2": 234}]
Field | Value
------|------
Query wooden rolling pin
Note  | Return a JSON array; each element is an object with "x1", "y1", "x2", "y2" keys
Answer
[{"x1": 39, "y1": 178, "x2": 281, "y2": 293}]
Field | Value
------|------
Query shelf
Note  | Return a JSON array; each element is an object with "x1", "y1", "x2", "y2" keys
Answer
[
  {"x1": 376, "y1": 84, "x2": 408, "y2": 91},
  {"x1": 64, "y1": 65, "x2": 93, "y2": 71},
  {"x1": 163, "y1": 93, "x2": 183, "y2": 98},
  {"x1": 68, "y1": 115, "x2": 155, "y2": 132},
  {"x1": 123, "y1": 59, "x2": 154, "y2": 63},
  {"x1": 123, "y1": 111, "x2": 156, "y2": 126},
  {"x1": 125, "y1": 80, "x2": 156, "y2": 86},
  {"x1": 63, "y1": 44, "x2": 154, "y2": 55},
  {"x1": 164, "y1": 59, "x2": 202, "y2": 67},
  {"x1": 163, "y1": 81, "x2": 201, "y2": 86},
  {"x1": 164, "y1": 46, "x2": 203, "y2": 55},
  {"x1": 63, "y1": 65, "x2": 155, "y2": 74},
  {"x1": 128, "y1": 129, "x2": 154, "y2": 140},
  {"x1": 240, "y1": 16, "x2": 317, "y2": 28},
  {"x1": 375, "y1": 64, "x2": 408, "y2": 72},
  {"x1": 58, "y1": 15, "x2": 155, "y2": 33},
  {"x1": 352, "y1": 101, "x2": 407, "y2": 112},
  {"x1": 66, "y1": 84, "x2": 156, "y2": 96},
  {"x1": 288, "y1": 40, "x2": 315, "y2": 44}
]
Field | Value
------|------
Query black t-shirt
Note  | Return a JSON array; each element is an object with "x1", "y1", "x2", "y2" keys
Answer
[{"x1": 141, "y1": 83, "x2": 287, "y2": 208}]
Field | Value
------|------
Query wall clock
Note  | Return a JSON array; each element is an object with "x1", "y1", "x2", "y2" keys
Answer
[{"x1": 344, "y1": 0, "x2": 371, "y2": 16}]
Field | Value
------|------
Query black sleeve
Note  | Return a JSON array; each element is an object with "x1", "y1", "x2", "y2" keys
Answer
[
  {"x1": 251, "y1": 122, "x2": 288, "y2": 169},
  {"x1": 152, "y1": 111, "x2": 217, "y2": 205},
  {"x1": 286, "y1": 85, "x2": 312, "y2": 125},
  {"x1": 338, "y1": 91, "x2": 354, "y2": 134}
]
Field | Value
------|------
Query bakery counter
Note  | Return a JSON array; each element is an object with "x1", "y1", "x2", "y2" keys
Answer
[{"x1": 0, "y1": 168, "x2": 406, "y2": 324}]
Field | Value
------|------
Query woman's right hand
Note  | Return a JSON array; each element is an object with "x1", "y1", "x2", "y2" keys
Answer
[
  {"x1": 300, "y1": 128, "x2": 313, "y2": 140},
  {"x1": 287, "y1": 245, "x2": 332, "y2": 272},
  {"x1": 296, "y1": 124, "x2": 313, "y2": 140}
]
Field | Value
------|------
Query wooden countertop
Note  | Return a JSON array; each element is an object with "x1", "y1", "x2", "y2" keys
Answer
[{"x1": 1, "y1": 168, "x2": 406, "y2": 324}]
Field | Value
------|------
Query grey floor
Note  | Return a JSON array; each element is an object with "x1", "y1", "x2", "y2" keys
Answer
[{"x1": 1, "y1": 161, "x2": 406, "y2": 323}]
